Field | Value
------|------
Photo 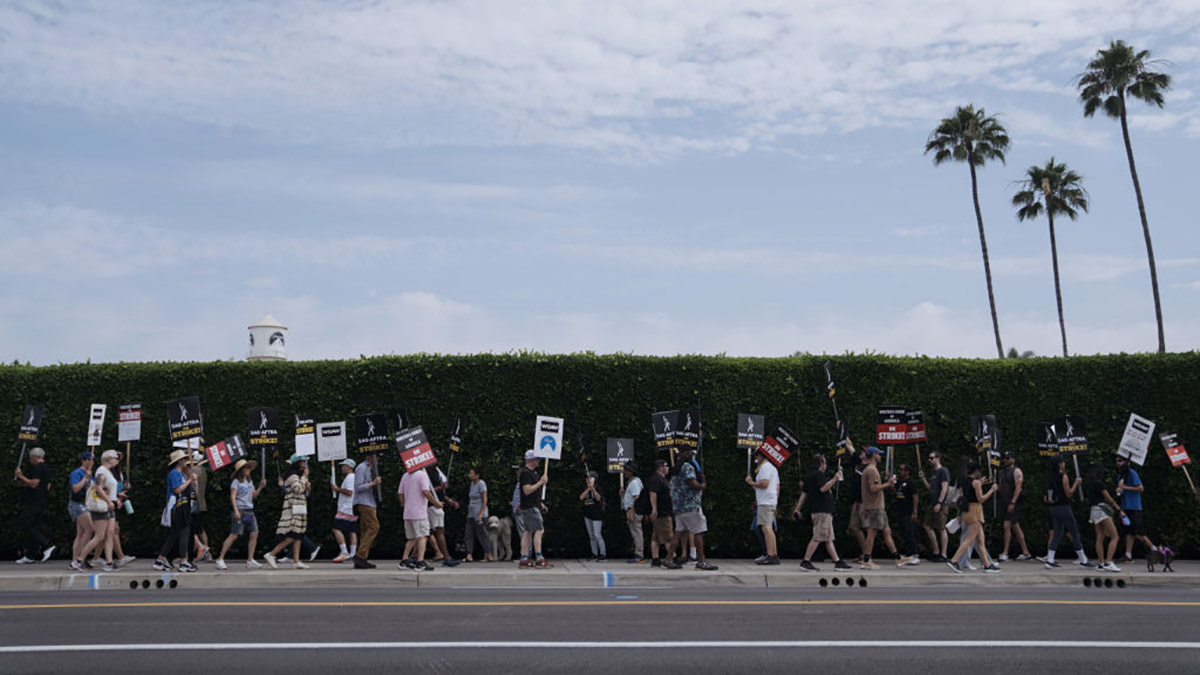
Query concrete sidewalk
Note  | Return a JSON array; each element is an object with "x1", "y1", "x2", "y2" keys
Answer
[{"x1": 3, "y1": 556, "x2": 1196, "y2": 592}]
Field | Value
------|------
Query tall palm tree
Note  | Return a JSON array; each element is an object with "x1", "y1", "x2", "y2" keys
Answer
[
  {"x1": 1012, "y1": 159, "x2": 1090, "y2": 357},
  {"x1": 1077, "y1": 39, "x2": 1172, "y2": 353},
  {"x1": 925, "y1": 105, "x2": 1011, "y2": 358}
]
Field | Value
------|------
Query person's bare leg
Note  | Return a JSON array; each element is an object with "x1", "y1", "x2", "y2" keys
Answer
[
  {"x1": 825, "y1": 541, "x2": 842, "y2": 562},
  {"x1": 1013, "y1": 523, "x2": 1030, "y2": 556},
  {"x1": 862, "y1": 529, "x2": 878, "y2": 560},
  {"x1": 762, "y1": 526, "x2": 777, "y2": 557},
  {"x1": 881, "y1": 526, "x2": 898, "y2": 555},
  {"x1": 247, "y1": 532, "x2": 259, "y2": 561},
  {"x1": 218, "y1": 534, "x2": 237, "y2": 561},
  {"x1": 533, "y1": 529, "x2": 544, "y2": 556},
  {"x1": 1094, "y1": 524, "x2": 1104, "y2": 564},
  {"x1": 1002, "y1": 521, "x2": 1013, "y2": 557},
  {"x1": 694, "y1": 534, "x2": 706, "y2": 564}
]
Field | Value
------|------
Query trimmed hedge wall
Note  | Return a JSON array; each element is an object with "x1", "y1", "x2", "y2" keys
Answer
[{"x1": 3, "y1": 353, "x2": 1199, "y2": 562}]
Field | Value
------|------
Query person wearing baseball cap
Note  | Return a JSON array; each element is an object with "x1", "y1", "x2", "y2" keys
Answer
[
  {"x1": 331, "y1": 458, "x2": 359, "y2": 563},
  {"x1": 858, "y1": 445, "x2": 911, "y2": 570},
  {"x1": 518, "y1": 449, "x2": 551, "y2": 568}
]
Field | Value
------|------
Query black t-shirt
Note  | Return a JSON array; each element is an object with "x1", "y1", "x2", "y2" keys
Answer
[
  {"x1": 1047, "y1": 472, "x2": 1070, "y2": 506},
  {"x1": 850, "y1": 463, "x2": 867, "y2": 504},
  {"x1": 894, "y1": 477, "x2": 918, "y2": 514},
  {"x1": 646, "y1": 473, "x2": 673, "y2": 516},
  {"x1": 1084, "y1": 478, "x2": 1105, "y2": 506},
  {"x1": 22, "y1": 461, "x2": 51, "y2": 508},
  {"x1": 804, "y1": 470, "x2": 834, "y2": 514},
  {"x1": 519, "y1": 467, "x2": 541, "y2": 509},
  {"x1": 582, "y1": 489, "x2": 604, "y2": 520},
  {"x1": 927, "y1": 466, "x2": 950, "y2": 503}
]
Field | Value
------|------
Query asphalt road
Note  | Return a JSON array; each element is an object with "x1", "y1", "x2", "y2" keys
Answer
[{"x1": 3, "y1": 586, "x2": 1200, "y2": 673}]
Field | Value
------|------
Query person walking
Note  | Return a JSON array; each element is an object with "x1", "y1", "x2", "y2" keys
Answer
[
  {"x1": 191, "y1": 453, "x2": 212, "y2": 563},
  {"x1": 14, "y1": 447, "x2": 54, "y2": 564},
  {"x1": 847, "y1": 448, "x2": 870, "y2": 562},
  {"x1": 463, "y1": 466, "x2": 492, "y2": 562},
  {"x1": 620, "y1": 464, "x2": 645, "y2": 563},
  {"x1": 919, "y1": 451, "x2": 951, "y2": 563},
  {"x1": 646, "y1": 459, "x2": 673, "y2": 567},
  {"x1": 330, "y1": 459, "x2": 359, "y2": 563},
  {"x1": 859, "y1": 445, "x2": 911, "y2": 569},
  {"x1": 424, "y1": 462, "x2": 460, "y2": 567},
  {"x1": 1084, "y1": 462, "x2": 1124, "y2": 572},
  {"x1": 67, "y1": 452, "x2": 95, "y2": 568},
  {"x1": 997, "y1": 452, "x2": 1032, "y2": 562},
  {"x1": 945, "y1": 461, "x2": 1001, "y2": 573},
  {"x1": 215, "y1": 458, "x2": 266, "y2": 570},
  {"x1": 518, "y1": 450, "x2": 552, "y2": 568},
  {"x1": 352, "y1": 454, "x2": 382, "y2": 569},
  {"x1": 663, "y1": 447, "x2": 718, "y2": 571},
  {"x1": 1115, "y1": 455, "x2": 1159, "y2": 562},
  {"x1": 794, "y1": 453, "x2": 852, "y2": 571},
  {"x1": 398, "y1": 465, "x2": 440, "y2": 571},
  {"x1": 264, "y1": 455, "x2": 312, "y2": 570},
  {"x1": 1043, "y1": 455, "x2": 1090, "y2": 570},
  {"x1": 580, "y1": 471, "x2": 608, "y2": 561},
  {"x1": 153, "y1": 450, "x2": 197, "y2": 572},
  {"x1": 745, "y1": 453, "x2": 780, "y2": 565},
  {"x1": 893, "y1": 463, "x2": 922, "y2": 565},
  {"x1": 77, "y1": 450, "x2": 121, "y2": 571}
]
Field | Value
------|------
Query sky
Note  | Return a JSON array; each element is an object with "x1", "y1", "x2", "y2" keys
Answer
[{"x1": 1, "y1": 0, "x2": 1197, "y2": 364}]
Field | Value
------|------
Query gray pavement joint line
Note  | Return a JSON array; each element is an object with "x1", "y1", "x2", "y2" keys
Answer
[{"x1": 3, "y1": 641, "x2": 1200, "y2": 653}]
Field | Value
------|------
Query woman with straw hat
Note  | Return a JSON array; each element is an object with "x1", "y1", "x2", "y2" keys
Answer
[
  {"x1": 215, "y1": 457, "x2": 267, "y2": 570},
  {"x1": 264, "y1": 454, "x2": 312, "y2": 570},
  {"x1": 153, "y1": 449, "x2": 198, "y2": 572}
]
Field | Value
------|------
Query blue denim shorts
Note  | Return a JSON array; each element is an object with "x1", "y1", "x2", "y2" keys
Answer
[
  {"x1": 68, "y1": 501, "x2": 88, "y2": 521},
  {"x1": 230, "y1": 510, "x2": 258, "y2": 535}
]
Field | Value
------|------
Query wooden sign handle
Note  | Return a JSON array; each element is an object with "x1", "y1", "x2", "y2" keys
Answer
[{"x1": 541, "y1": 458, "x2": 550, "y2": 500}]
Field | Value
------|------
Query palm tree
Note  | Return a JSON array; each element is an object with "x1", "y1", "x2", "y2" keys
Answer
[
  {"x1": 1077, "y1": 39, "x2": 1171, "y2": 353},
  {"x1": 925, "y1": 105, "x2": 1011, "y2": 358},
  {"x1": 1012, "y1": 159, "x2": 1090, "y2": 357}
]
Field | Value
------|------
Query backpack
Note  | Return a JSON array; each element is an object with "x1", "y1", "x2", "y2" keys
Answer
[{"x1": 634, "y1": 482, "x2": 652, "y2": 516}]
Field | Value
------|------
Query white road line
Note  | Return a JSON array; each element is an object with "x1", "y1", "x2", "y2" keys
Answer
[{"x1": 2, "y1": 641, "x2": 1200, "y2": 653}]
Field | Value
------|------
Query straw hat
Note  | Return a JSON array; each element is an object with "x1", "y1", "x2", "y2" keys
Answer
[
  {"x1": 166, "y1": 449, "x2": 188, "y2": 467},
  {"x1": 232, "y1": 458, "x2": 258, "y2": 474}
]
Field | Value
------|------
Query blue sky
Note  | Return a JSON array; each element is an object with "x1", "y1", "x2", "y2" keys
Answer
[{"x1": 1, "y1": 0, "x2": 1197, "y2": 363}]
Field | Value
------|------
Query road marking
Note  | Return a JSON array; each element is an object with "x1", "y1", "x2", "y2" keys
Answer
[
  {"x1": 3, "y1": 641, "x2": 1200, "y2": 653},
  {"x1": 4, "y1": 598, "x2": 1200, "y2": 611}
]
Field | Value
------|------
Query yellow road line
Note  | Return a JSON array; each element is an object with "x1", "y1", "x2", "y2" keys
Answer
[{"x1": 3, "y1": 599, "x2": 1200, "y2": 611}]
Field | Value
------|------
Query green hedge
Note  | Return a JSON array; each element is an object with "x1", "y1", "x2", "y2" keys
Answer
[{"x1": 3, "y1": 353, "x2": 1199, "y2": 562}]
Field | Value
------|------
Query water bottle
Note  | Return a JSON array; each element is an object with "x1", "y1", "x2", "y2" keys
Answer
[
  {"x1": 123, "y1": 499, "x2": 135, "y2": 515},
  {"x1": 1120, "y1": 513, "x2": 1130, "y2": 527}
]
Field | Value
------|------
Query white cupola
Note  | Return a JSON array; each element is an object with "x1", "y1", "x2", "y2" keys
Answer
[{"x1": 247, "y1": 313, "x2": 287, "y2": 361}]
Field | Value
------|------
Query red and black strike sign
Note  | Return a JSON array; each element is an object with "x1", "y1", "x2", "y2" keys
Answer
[
  {"x1": 905, "y1": 409, "x2": 926, "y2": 444},
  {"x1": 1161, "y1": 432, "x2": 1190, "y2": 467},
  {"x1": 396, "y1": 426, "x2": 437, "y2": 473},
  {"x1": 205, "y1": 434, "x2": 247, "y2": 471},
  {"x1": 758, "y1": 425, "x2": 798, "y2": 468},
  {"x1": 876, "y1": 406, "x2": 908, "y2": 445}
]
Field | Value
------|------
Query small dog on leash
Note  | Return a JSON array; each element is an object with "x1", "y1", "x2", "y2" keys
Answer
[
  {"x1": 487, "y1": 515, "x2": 513, "y2": 561},
  {"x1": 1146, "y1": 546, "x2": 1175, "y2": 573}
]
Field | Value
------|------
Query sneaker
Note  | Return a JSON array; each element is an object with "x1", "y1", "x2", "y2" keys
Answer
[
  {"x1": 627, "y1": 556, "x2": 645, "y2": 564},
  {"x1": 40, "y1": 545, "x2": 56, "y2": 562},
  {"x1": 851, "y1": 555, "x2": 864, "y2": 564},
  {"x1": 596, "y1": 556, "x2": 607, "y2": 562},
  {"x1": 946, "y1": 561, "x2": 963, "y2": 574},
  {"x1": 82, "y1": 559, "x2": 94, "y2": 570},
  {"x1": 799, "y1": 560, "x2": 818, "y2": 572},
  {"x1": 834, "y1": 560, "x2": 853, "y2": 570},
  {"x1": 179, "y1": 562, "x2": 197, "y2": 572},
  {"x1": 309, "y1": 546, "x2": 321, "y2": 562},
  {"x1": 332, "y1": 553, "x2": 350, "y2": 563},
  {"x1": 352, "y1": 557, "x2": 375, "y2": 569},
  {"x1": 929, "y1": 554, "x2": 946, "y2": 563},
  {"x1": 263, "y1": 553, "x2": 278, "y2": 569},
  {"x1": 650, "y1": 558, "x2": 663, "y2": 567},
  {"x1": 293, "y1": 561, "x2": 310, "y2": 570},
  {"x1": 1033, "y1": 555, "x2": 1047, "y2": 564},
  {"x1": 195, "y1": 547, "x2": 212, "y2": 563},
  {"x1": 963, "y1": 561, "x2": 977, "y2": 571},
  {"x1": 686, "y1": 556, "x2": 698, "y2": 563},
  {"x1": 1103, "y1": 562, "x2": 1122, "y2": 572},
  {"x1": 859, "y1": 561, "x2": 880, "y2": 570},
  {"x1": 997, "y1": 553, "x2": 1010, "y2": 562},
  {"x1": 151, "y1": 559, "x2": 171, "y2": 571},
  {"x1": 214, "y1": 559, "x2": 227, "y2": 570},
  {"x1": 277, "y1": 556, "x2": 292, "y2": 564},
  {"x1": 695, "y1": 561, "x2": 719, "y2": 571},
  {"x1": 534, "y1": 558, "x2": 554, "y2": 568},
  {"x1": 1044, "y1": 561, "x2": 1061, "y2": 569},
  {"x1": 118, "y1": 555, "x2": 136, "y2": 567},
  {"x1": 904, "y1": 556, "x2": 921, "y2": 566},
  {"x1": 1078, "y1": 560, "x2": 1094, "y2": 568},
  {"x1": 420, "y1": 561, "x2": 435, "y2": 571},
  {"x1": 102, "y1": 563, "x2": 116, "y2": 572},
  {"x1": 442, "y1": 558, "x2": 461, "y2": 568},
  {"x1": 763, "y1": 556, "x2": 781, "y2": 565},
  {"x1": 70, "y1": 560, "x2": 84, "y2": 571},
  {"x1": 246, "y1": 559, "x2": 263, "y2": 569},
  {"x1": 399, "y1": 559, "x2": 417, "y2": 569},
  {"x1": 518, "y1": 558, "x2": 534, "y2": 568},
  {"x1": 894, "y1": 555, "x2": 913, "y2": 567},
  {"x1": 1015, "y1": 553, "x2": 1033, "y2": 561},
  {"x1": 753, "y1": 555, "x2": 769, "y2": 564},
  {"x1": 662, "y1": 560, "x2": 683, "y2": 570},
  {"x1": 672, "y1": 557, "x2": 687, "y2": 566},
  {"x1": 15, "y1": 556, "x2": 36, "y2": 565},
  {"x1": 983, "y1": 564, "x2": 1002, "y2": 573}
]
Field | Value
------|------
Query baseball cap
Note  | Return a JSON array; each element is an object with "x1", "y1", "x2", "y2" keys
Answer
[
  {"x1": 288, "y1": 453, "x2": 308, "y2": 463},
  {"x1": 864, "y1": 446, "x2": 883, "y2": 456},
  {"x1": 80, "y1": 451, "x2": 94, "y2": 461},
  {"x1": 340, "y1": 458, "x2": 357, "y2": 468},
  {"x1": 524, "y1": 449, "x2": 537, "y2": 460},
  {"x1": 1001, "y1": 451, "x2": 1015, "y2": 459}
]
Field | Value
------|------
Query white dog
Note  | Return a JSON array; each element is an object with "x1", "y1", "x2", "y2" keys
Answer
[{"x1": 487, "y1": 515, "x2": 513, "y2": 561}]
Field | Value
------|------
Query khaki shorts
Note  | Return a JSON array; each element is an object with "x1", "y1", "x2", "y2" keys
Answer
[
  {"x1": 811, "y1": 512, "x2": 835, "y2": 542},
  {"x1": 849, "y1": 503, "x2": 864, "y2": 529},
  {"x1": 923, "y1": 505, "x2": 947, "y2": 531},
  {"x1": 674, "y1": 510, "x2": 708, "y2": 535},
  {"x1": 653, "y1": 516, "x2": 673, "y2": 542},
  {"x1": 861, "y1": 508, "x2": 888, "y2": 531},
  {"x1": 427, "y1": 505, "x2": 445, "y2": 529},
  {"x1": 756, "y1": 504, "x2": 776, "y2": 528},
  {"x1": 404, "y1": 518, "x2": 431, "y2": 540}
]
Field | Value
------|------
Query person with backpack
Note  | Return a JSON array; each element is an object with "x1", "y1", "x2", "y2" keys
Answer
[
  {"x1": 621, "y1": 463, "x2": 647, "y2": 563},
  {"x1": 1043, "y1": 455, "x2": 1090, "y2": 570}
]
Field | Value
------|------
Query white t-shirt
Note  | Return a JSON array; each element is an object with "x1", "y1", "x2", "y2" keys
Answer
[
  {"x1": 755, "y1": 461, "x2": 780, "y2": 507},
  {"x1": 336, "y1": 474, "x2": 355, "y2": 516},
  {"x1": 94, "y1": 466, "x2": 118, "y2": 506}
]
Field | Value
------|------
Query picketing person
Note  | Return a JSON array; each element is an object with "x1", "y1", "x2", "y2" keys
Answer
[
  {"x1": 944, "y1": 461, "x2": 1001, "y2": 574},
  {"x1": 191, "y1": 451, "x2": 212, "y2": 563},
  {"x1": 398, "y1": 462, "x2": 441, "y2": 570},
  {"x1": 620, "y1": 463, "x2": 645, "y2": 563},
  {"x1": 580, "y1": 471, "x2": 607, "y2": 561},
  {"x1": 1115, "y1": 454, "x2": 1160, "y2": 562},
  {"x1": 15, "y1": 447, "x2": 54, "y2": 565},
  {"x1": 352, "y1": 454, "x2": 382, "y2": 569},
  {"x1": 518, "y1": 450, "x2": 552, "y2": 568},
  {"x1": 858, "y1": 444, "x2": 911, "y2": 569},
  {"x1": 794, "y1": 452, "x2": 851, "y2": 571},
  {"x1": 663, "y1": 447, "x2": 718, "y2": 571},
  {"x1": 745, "y1": 452, "x2": 780, "y2": 565},
  {"x1": 1084, "y1": 462, "x2": 1124, "y2": 572},
  {"x1": 330, "y1": 458, "x2": 359, "y2": 563},
  {"x1": 646, "y1": 458, "x2": 673, "y2": 567},
  {"x1": 264, "y1": 455, "x2": 312, "y2": 570},
  {"x1": 67, "y1": 452, "x2": 95, "y2": 567},
  {"x1": 892, "y1": 463, "x2": 921, "y2": 565},
  {"x1": 214, "y1": 458, "x2": 266, "y2": 570},
  {"x1": 463, "y1": 466, "x2": 492, "y2": 562},
  {"x1": 77, "y1": 449, "x2": 121, "y2": 571},
  {"x1": 1043, "y1": 454, "x2": 1090, "y2": 570},
  {"x1": 424, "y1": 460, "x2": 460, "y2": 567},
  {"x1": 996, "y1": 451, "x2": 1032, "y2": 562},
  {"x1": 919, "y1": 450, "x2": 950, "y2": 563},
  {"x1": 153, "y1": 450, "x2": 197, "y2": 572}
]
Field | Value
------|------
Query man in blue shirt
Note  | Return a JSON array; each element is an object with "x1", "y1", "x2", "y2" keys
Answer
[{"x1": 1115, "y1": 455, "x2": 1159, "y2": 561}]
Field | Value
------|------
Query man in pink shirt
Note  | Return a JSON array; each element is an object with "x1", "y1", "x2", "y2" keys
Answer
[{"x1": 398, "y1": 468, "x2": 442, "y2": 571}]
